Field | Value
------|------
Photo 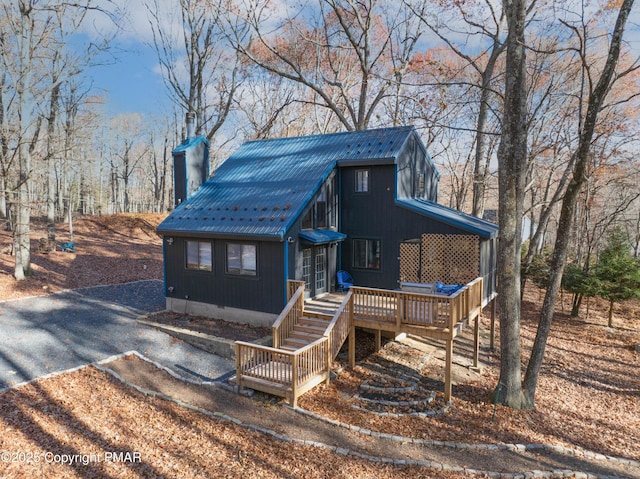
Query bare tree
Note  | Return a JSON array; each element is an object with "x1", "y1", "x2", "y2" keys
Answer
[
  {"x1": 493, "y1": 0, "x2": 530, "y2": 409},
  {"x1": 409, "y1": 0, "x2": 506, "y2": 217},
  {"x1": 147, "y1": 0, "x2": 239, "y2": 142},
  {"x1": 0, "y1": 0, "x2": 115, "y2": 279},
  {"x1": 523, "y1": 0, "x2": 636, "y2": 404},
  {"x1": 109, "y1": 114, "x2": 148, "y2": 213},
  {"x1": 224, "y1": 0, "x2": 428, "y2": 132}
]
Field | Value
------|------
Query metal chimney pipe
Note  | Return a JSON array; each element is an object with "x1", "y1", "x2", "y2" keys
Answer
[{"x1": 186, "y1": 111, "x2": 196, "y2": 139}]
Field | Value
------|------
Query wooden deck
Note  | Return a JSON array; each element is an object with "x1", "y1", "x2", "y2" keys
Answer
[{"x1": 236, "y1": 278, "x2": 486, "y2": 406}]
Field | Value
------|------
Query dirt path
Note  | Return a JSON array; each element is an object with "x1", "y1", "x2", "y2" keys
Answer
[{"x1": 101, "y1": 353, "x2": 640, "y2": 478}]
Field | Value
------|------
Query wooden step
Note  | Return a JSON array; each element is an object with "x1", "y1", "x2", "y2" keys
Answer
[
  {"x1": 289, "y1": 330, "x2": 323, "y2": 342},
  {"x1": 297, "y1": 317, "x2": 330, "y2": 333},
  {"x1": 282, "y1": 337, "x2": 315, "y2": 348}
]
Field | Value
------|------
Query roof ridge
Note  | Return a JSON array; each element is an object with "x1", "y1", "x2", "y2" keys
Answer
[{"x1": 241, "y1": 125, "x2": 415, "y2": 146}]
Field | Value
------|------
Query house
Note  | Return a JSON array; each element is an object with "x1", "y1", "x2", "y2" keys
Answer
[{"x1": 156, "y1": 126, "x2": 498, "y2": 327}]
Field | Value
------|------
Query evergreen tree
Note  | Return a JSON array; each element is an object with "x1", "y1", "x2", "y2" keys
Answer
[{"x1": 594, "y1": 228, "x2": 640, "y2": 327}]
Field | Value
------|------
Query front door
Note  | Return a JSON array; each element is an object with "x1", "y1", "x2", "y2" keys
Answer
[
  {"x1": 315, "y1": 245, "x2": 327, "y2": 295},
  {"x1": 302, "y1": 248, "x2": 313, "y2": 298}
]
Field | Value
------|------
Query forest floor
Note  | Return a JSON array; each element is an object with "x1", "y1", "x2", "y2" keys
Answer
[{"x1": 0, "y1": 213, "x2": 639, "y2": 478}]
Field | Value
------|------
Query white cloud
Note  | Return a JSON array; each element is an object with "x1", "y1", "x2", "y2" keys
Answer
[{"x1": 82, "y1": 0, "x2": 180, "y2": 44}]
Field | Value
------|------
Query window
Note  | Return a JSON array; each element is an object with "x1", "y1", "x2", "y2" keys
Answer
[
  {"x1": 353, "y1": 239, "x2": 381, "y2": 270},
  {"x1": 301, "y1": 176, "x2": 337, "y2": 229},
  {"x1": 418, "y1": 173, "x2": 425, "y2": 196},
  {"x1": 302, "y1": 249, "x2": 312, "y2": 291},
  {"x1": 302, "y1": 209, "x2": 313, "y2": 229},
  {"x1": 355, "y1": 169, "x2": 369, "y2": 193},
  {"x1": 316, "y1": 188, "x2": 327, "y2": 228},
  {"x1": 186, "y1": 240, "x2": 212, "y2": 271},
  {"x1": 226, "y1": 243, "x2": 257, "y2": 276}
]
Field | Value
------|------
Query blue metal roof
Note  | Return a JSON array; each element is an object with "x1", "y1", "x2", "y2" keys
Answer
[
  {"x1": 158, "y1": 126, "x2": 418, "y2": 239},
  {"x1": 299, "y1": 230, "x2": 347, "y2": 244},
  {"x1": 396, "y1": 198, "x2": 498, "y2": 239}
]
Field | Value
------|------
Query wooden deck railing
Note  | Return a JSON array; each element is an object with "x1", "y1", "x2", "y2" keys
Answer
[
  {"x1": 236, "y1": 278, "x2": 483, "y2": 406},
  {"x1": 323, "y1": 290, "x2": 352, "y2": 365},
  {"x1": 351, "y1": 277, "x2": 483, "y2": 333},
  {"x1": 287, "y1": 280, "x2": 305, "y2": 302},
  {"x1": 351, "y1": 287, "x2": 399, "y2": 325},
  {"x1": 235, "y1": 337, "x2": 329, "y2": 407},
  {"x1": 236, "y1": 342, "x2": 294, "y2": 387},
  {"x1": 272, "y1": 284, "x2": 305, "y2": 349}
]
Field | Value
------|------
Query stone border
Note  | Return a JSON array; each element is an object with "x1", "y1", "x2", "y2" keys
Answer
[
  {"x1": 351, "y1": 391, "x2": 444, "y2": 418},
  {"x1": 353, "y1": 391, "x2": 434, "y2": 407},
  {"x1": 290, "y1": 405, "x2": 640, "y2": 475},
  {"x1": 4, "y1": 351, "x2": 637, "y2": 478},
  {"x1": 104, "y1": 354, "x2": 638, "y2": 478},
  {"x1": 360, "y1": 378, "x2": 418, "y2": 393}
]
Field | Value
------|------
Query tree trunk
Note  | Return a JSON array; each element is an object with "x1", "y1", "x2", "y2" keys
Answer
[
  {"x1": 608, "y1": 299, "x2": 614, "y2": 328},
  {"x1": 14, "y1": 139, "x2": 32, "y2": 280},
  {"x1": 493, "y1": 0, "x2": 530, "y2": 409},
  {"x1": 0, "y1": 176, "x2": 7, "y2": 221},
  {"x1": 47, "y1": 83, "x2": 60, "y2": 250},
  {"x1": 14, "y1": 1, "x2": 33, "y2": 281},
  {"x1": 522, "y1": 0, "x2": 634, "y2": 405},
  {"x1": 472, "y1": 48, "x2": 502, "y2": 218}
]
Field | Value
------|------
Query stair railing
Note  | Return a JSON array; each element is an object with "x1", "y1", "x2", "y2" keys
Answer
[
  {"x1": 322, "y1": 290, "x2": 353, "y2": 367},
  {"x1": 272, "y1": 283, "x2": 305, "y2": 349}
]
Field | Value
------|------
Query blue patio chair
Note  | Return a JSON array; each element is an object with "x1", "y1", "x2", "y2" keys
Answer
[
  {"x1": 435, "y1": 281, "x2": 463, "y2": 295},
  {"x1": 61, "y1": 242, "x2": 75, "y2": 253},
  {"x1": 337, "y1": 270, "x2": 354, "y2": 292}
]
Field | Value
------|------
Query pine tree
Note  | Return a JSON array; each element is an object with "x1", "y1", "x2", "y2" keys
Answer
[{"x1": 594, "y1": 228, "x2": 640, "y2": 327}]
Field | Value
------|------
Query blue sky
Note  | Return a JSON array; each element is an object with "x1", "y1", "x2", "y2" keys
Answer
[
  {"x1": 91, "y1": 42, "x2": 167, "y2": 116},
  {"x1": 85, "y1": 0, "x2": 640, "y2": 120},
  {"x1": 78, "y1": 0, "x2": 176, "y2": 117}
]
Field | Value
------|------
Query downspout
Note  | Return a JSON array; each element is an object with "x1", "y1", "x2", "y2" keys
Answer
[
  {"x1": 337, "y1": 171, "x2": 343, "y2": 272},
  {"x1": 283, "y1": 238, "x2": 289, "y2": 306},
  {"x1": 162, "y1": 237, "x2": 168, "y2": 305}
]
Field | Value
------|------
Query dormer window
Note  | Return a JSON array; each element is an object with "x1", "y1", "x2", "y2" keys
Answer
[{"x1": 355, "y1": 169, "x2": 369, "y2": 193}]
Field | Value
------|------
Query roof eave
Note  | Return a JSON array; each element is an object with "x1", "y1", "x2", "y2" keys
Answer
[
  {"x1": 395, "y1": 199, "x2": 498, "y2": 239},
  {"x1": 336, "y1": 156, "x2": 397, "y2": 167},
  {"x1": 155, "y1": 227, "x2": 287, "y2": 242}
]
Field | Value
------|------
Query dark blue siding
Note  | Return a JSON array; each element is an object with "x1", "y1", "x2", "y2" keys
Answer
[
  {"x1": 340, "y1": 164, "x2": 493, "y2": 292},
  {"x1": 164, "y1": 236, "x2": 285, "y2": 314}
]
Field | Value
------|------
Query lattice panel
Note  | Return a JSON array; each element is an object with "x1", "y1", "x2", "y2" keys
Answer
[
  {"x1": 399, "y1": 242, "x2": 420, "y2": 283},
  {"x1": 420, "y1": 234, "x2": 479, "y2": 285}
]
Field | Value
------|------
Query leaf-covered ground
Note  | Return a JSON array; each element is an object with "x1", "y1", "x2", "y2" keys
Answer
[{"x1": 0, "y1": 213, "x2": 638, "y2": 478}]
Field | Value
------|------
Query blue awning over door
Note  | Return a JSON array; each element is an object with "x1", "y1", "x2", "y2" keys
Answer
[{"x1": 299, "y1": 230, "x2": 347, "y2": 244}]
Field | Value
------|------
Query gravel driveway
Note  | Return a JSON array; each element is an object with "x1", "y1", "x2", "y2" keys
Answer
[{"x1": 0, "y1": 280, "x2": 234, "y2": 389}]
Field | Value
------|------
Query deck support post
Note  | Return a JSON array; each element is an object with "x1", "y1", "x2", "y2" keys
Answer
[
  {"x1": 349, "y1": 324, "x2": 356, "y2": 369},
  {"x1": 444, "y1": 337, "x2": 453, "y2": 402},
  {"x1": 291, "y1": 358, "x2": 299, "y2": 408},
  {"x1": 325, "y1": 338, "x2": 331, "y2": 385},
  {"x1": 473, "y1": 313, "x2": 480, "y2": 369},
  {"x1": 490, "y1": 297, "x2": 496, "y2": 352},
  {"x1": 374, "y1": 329, "x2": 381, "y2": 352}
]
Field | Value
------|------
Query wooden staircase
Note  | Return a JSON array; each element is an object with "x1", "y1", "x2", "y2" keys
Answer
[
  {"x1": 235, "y1": 282, "x2": 352, "y2": 407},
  {"x1": 279, "y1": 316, "x2": 331, "y2": 352},
  {"x1": 235, "y1": 277, "x2": 486, "y2": 406}
]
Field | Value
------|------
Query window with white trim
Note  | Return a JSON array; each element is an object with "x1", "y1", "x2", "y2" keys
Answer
[
  {"x1": 353, "y1": 239, "x2": 381, "y2": 270},
  {"x1": 226, "y1": 243, "x2": 257, "y2": 276},
  {"x1": 355, "y1": 169, "x2": 369, "y2": 193},
  {"x1": 186, "y1": 240, "x2": 212, "y2": 271}
]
